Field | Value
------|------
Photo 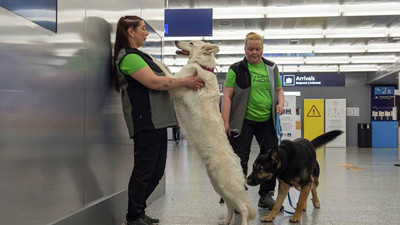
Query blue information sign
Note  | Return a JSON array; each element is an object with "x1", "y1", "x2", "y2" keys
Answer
[
  {"x1": 371, "y1": 85, "x2": 396, "y2": 121},
  {"x1": 374, "y1": 86, "x2": 395, "y2": 96},
  {"x1": 164, "y1": 9, "x2": 212, "y2": 37}
]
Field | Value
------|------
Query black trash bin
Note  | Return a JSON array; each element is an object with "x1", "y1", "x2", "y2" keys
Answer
[{"x1": 358, "y1": 123, "x2": 372, "y2": 148}]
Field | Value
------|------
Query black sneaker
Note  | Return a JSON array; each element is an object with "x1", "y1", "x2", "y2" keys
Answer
[
  {"x1": 144, "y1": 215, "x2": 159, "y2": 224},
  {"x1": 258, "y1": 191, "x2": 275, "y2": 209},
  {"x1": 126, "y1": 218, "x2": 150, "y2": 225}
]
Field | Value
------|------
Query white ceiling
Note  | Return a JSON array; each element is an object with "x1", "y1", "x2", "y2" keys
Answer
[{"x1": 160, "y1": 0, "x2": 400, "y2": 84}]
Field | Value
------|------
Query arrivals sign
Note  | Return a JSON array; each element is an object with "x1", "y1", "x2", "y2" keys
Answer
[{"x1": 282, "y1": 73, "x2": 345, "y2": 87}]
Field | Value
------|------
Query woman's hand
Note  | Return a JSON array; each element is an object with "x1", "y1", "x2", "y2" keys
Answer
[{"x1": 183, "y1": 73, "x2": 205, "y2": 91}]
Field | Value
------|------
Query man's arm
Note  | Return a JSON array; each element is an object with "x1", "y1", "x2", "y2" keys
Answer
[{"x1": 276, "y1": 86, "x2": 284, "y2": 115}]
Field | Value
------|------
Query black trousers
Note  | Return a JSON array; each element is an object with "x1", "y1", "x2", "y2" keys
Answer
[
  {"x1": 230, "y1": 118, "x2": 278, "y2": 196},
  {"x1": 172, "y1": 126, "x2": 180, "y2": 142},
  {"x1": 126, "y1": 128, "x2": 167, "y2": 221}
]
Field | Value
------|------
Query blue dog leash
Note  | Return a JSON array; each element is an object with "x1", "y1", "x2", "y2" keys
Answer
[
  {"x1": 280, "y1": 193, "x2": 296, "y2": 215},
  {"x1": 276, "y1": 113, "x2": 283, "y2": 144},
  {"x1": 276, "y1": 112, "x2": 296, "y2": 215}
]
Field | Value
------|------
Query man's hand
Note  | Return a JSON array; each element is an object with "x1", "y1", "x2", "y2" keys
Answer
[{"x1": 276, "y1": 104, "x2": 284, "y2": 115}]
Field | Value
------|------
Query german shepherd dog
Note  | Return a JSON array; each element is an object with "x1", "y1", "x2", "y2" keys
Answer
[{"x1": 247, "y1": 130, "x2": 343, "y2": 223}]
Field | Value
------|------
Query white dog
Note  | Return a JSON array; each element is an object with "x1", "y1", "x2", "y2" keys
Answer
[{"x1": 153, "y1": 41, "x2": 256, "y2": 225}]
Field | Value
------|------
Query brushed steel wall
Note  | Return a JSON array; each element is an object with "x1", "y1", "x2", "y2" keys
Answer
[{"x1": 0, "y1": 0, "x2": 164, "y2": 225}]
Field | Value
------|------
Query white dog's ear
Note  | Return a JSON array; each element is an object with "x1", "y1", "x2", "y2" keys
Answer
[{"x1": 202, "y1": 44, "x2": 220, "y2": 55}]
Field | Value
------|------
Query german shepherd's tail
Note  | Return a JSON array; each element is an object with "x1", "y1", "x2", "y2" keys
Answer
[{"x1": 311, "y1": 130, "x2": 344, "y2": 149}]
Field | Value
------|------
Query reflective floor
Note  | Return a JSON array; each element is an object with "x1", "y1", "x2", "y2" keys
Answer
[{"x1": 146, "y1": 139, "x2": 400, "y2": 225}]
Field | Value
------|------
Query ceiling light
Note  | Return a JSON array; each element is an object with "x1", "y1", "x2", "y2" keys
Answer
[
  {"x1": 342, "y1": 3, "x2": 400, "y2": 16},
  {"x1": 389, "y1": 28, "x2": 400, "y2": 37},
  {"x1": 268, "y1": 57, "x2": 304, "y2": 65},
  {"x1": 164, "y1": 36, "x2": 203, "y2": 41},
  {"x1": 305, "y1": 56, "x2": 350, "y2": 64},
  {"x1": 279, "y1": 65, "x2": 299, "y2": 73},
  {"x1": 264, "y1": 45, "x2": 313, "y2": 54},
  {"x1": 266, "y1": 5, "x2": 341, "y2": 18},
  {"x1": 164, "y1": 3, "x2": 400, "y2": 24},
  {"x1": 350, "y1": 55, "x2": 399, "y2": 64},
  {"x1": 203, "y1": 31, "x2": 250, "y2": 40},
  {"x1": 262, "y1": 29, "x2": 324, "y2": 39},
  {"x1": 340, "y1": 64, "x2": 380, "y2": 72},
  {"x1": 367, "y1": 44, "x2": 400, "y2": 53},
  {"x1": 313, "y1": 45, "x2": 366, "y2": 53},
  {"x1": 216, "y1": 58, "x2": 243, "y2": 65},
  {"x1": 324, "y1": 28, "x2": 388, "y2": 38},
  {"x1": 298, "y1": 65, "x2": 339, "y2": 72},
  {"x1": 213, "y1": 7, "x2": 265, "y2": 19}
]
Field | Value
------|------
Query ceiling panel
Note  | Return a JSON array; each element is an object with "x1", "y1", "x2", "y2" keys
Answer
[{"x1": 163, "y1": 0, "x2": 400, "y2": 84}]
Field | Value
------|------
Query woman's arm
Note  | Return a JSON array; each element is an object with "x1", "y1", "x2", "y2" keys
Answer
[{"x1": 131, "y1": 66, "x2": 204, "y2": 91}]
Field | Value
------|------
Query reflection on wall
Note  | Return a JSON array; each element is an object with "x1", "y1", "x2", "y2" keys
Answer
[
  {"x1": 0, "y1": 0, "x2": 57, "y2": 32},
  {"x1": 0, "y1": 0, "x2": 165, "y2": 225},
  {"x1": 143, "y1": 20, "x2": 162, "y2": 60}
]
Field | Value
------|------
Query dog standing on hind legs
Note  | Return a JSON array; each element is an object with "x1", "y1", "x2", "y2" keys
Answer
[
  {"x1": 152, "y1": 40, "x2": 256, "y2": 225},
  {"x1": 247, "y1": 130, "x2": 343, "y2": 223}
]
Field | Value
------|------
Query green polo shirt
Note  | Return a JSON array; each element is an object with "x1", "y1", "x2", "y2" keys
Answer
[
  {"x1": 119, "y1": 53, "x2": 149, "y2": 75},
  {"x1": 225, "y1": 61, "x2": 282, "y2": 122}
]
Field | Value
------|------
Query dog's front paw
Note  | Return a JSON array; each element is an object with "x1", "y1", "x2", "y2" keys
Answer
[
  {"x1": 289, "y1": 213, "x2": 302, "y2": 223},
  {"x1": 312, "y1": 198, "x2": 320, "y2": 208},
  {"x1": 261, "y1": 215, "x2": 274, "y2": 222}
]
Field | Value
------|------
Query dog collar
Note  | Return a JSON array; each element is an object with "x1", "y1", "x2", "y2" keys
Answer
[{"x1": 200, "y1": 65, "x2": 215, "y2": 73}]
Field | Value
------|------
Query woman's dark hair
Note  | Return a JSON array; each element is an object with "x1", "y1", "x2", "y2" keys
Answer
[{"x1": 112, "y1": 15, "x2": 144, "y2": 92}]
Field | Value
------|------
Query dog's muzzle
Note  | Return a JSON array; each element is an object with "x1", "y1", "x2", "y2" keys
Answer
[{"x1": 246, "y1": 175, "x2": 259, "y2": 186}]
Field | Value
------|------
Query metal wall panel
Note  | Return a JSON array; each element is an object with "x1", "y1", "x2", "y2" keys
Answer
[
  {"x1": 0, "y1": 0, "x2": 165, "y2": 224},
  {"x1": 0, "y1": 1, "x2": 86, "y2": 224}
]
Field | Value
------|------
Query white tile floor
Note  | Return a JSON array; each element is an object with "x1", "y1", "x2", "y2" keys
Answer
[{"x1": 146, "y1": 140, "x2": 400, "y2": 225}]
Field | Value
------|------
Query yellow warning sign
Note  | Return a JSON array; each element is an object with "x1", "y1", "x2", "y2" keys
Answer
[
  {"x1": 304, "y1": 99, "x2": 324, "y2": 141},
  {"x1": 307, "y1": 105, "x2": 321, "y2": 117}
]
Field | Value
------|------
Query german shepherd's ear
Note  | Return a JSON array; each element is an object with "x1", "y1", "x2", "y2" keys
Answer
[
  {"x1": 270, "y1": 146, "x2": 279, "y2": 165},
  {"x1": 202, "y1": 44, "x2": 219, "y2": 55}
]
